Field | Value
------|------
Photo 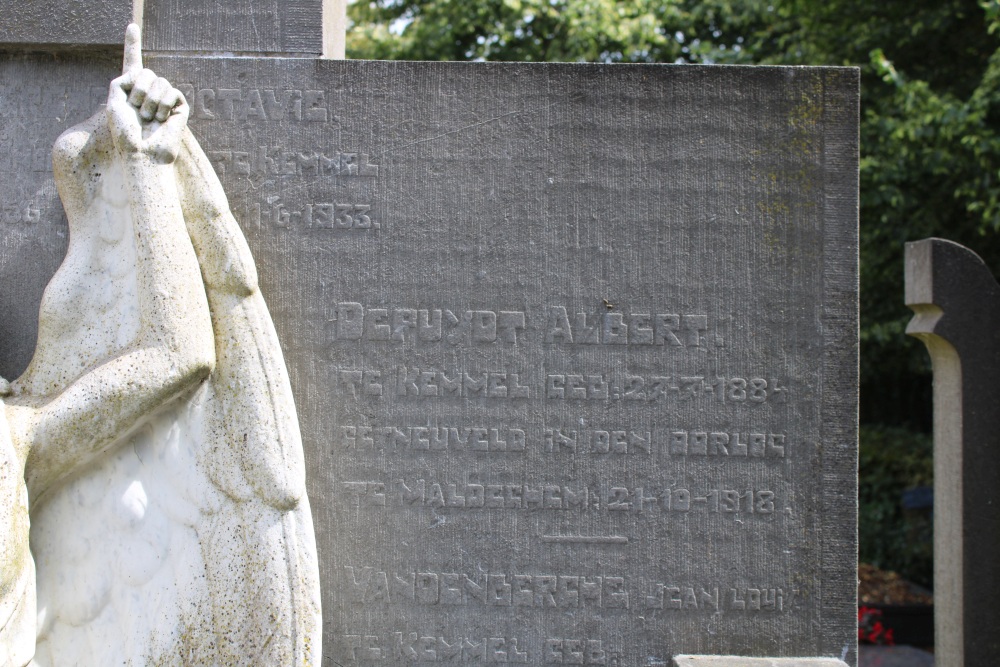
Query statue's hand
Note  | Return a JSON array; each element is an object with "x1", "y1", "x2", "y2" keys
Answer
[{"x1": 107, "y1": 24, "x2": 189, "y2": 163}]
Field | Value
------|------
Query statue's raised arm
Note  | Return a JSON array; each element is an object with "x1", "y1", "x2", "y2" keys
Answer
[
  {"x1": 0, "y1": 25, "x2": 217, "y2": 667},
  {"x1": 8, "y1": 25, "x2": 214, "y2": 501}
]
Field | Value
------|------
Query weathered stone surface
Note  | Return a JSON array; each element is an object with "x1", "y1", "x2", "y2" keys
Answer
[
  {"x1": 674, "y1": 657, "x2": 849, "y2": 667},
  {"x1": 142, "y1": 0, "x2": 324, "y2": 55},
  {"x1": 905, "y1": 238, "x2": 1000, "y2": 667},
  {"x1": 0, "y1": 1, "x2": 131, "y2": 49},
  {"x1": 0, "y1": 1, "x2": 337, "y2": 57},
  {"x1": 0, "y1": 57, "x2": 859, "y2": 665},
  {"x1": 0, "y1": 53, "x2": 118, "y2": 379}
]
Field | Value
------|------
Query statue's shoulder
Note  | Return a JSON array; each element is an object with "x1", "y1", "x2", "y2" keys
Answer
[
  {"x1": 51, "y1": 111, "x2": 114, "y2": 222},
  {"x1": 52, "y1": 111, "x2": 110, "y2": 174}
]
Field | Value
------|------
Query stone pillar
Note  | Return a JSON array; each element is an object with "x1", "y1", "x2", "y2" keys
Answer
[
  {"x1": 324, "y1": 0, "x2": 347, "y2": 59},
  {"x1": 905, "y1": 237, "x2": 1000, "y2": 667}
]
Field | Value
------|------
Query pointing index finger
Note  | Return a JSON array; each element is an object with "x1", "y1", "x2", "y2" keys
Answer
[{"x1": 122, "y1": 23, "x2": 142, "y2": 76}]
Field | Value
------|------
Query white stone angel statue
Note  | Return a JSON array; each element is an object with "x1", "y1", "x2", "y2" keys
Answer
[{"x1": 6, "y1": 25, "x2": 321, "y2": 666}]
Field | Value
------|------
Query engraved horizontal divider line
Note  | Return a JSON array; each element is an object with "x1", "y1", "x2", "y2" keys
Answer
[{"x1": 541, "y1": 535, "x2": 629, "y2": 545}]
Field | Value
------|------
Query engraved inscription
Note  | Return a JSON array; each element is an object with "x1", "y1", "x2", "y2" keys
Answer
[
  {"x1": 341, "y1": 481, "x2": 778, "y2": 514},
  {"x1": 666, "y1": 431, "x2": 786, "y2": 457},
  {"x1": 344, "y1": 569, "x2": 629, "y2": 609},
  {"x1": 643, "y1": 586, "x2": 786, "y2": 612},
  {"x1": 341, "y1": 632, "x2": 531, "y2": 663},
  {"x1": 545, "y1": 374, "x2": 788, "y2": 403},
  {"x1": 177, "y1": 86, "x2": 333, "y2": 123},
  {"x1": 205, "y1": 147, "x2": 378, "y2": 176},
  {"x1": 544, "y1": 306, "x2": 718, "y2": 347},
  {"x1": 341, "y1": 426, "x2": 526, "y2": 452},
  {"x1": 545, "y1": 429, "x2": 787, "y2": 458},
  {"x1": 0, "y1": 55, "x2": 861, "y2": 667},
  {"x1": 265, "y1": 199, "x2": 376, "y2": 230},
  {"x1": 331, "y1": 304, "x2": 525, "y2": 344},
  {"x1": 332, "y1": 368, "x2": 789, "y2": 404},
  {"x1": 328, "y1": 303, "x2": 720, "y2": 347},
  {"x1": 603, "y1": 487, "x2": 776, "y2": 514},
  {"x1": 343, "y1": 481, "x2": 591, "y2": 510},
  {"x1": 1, "y1": 203, "x2": 42, "y2": 225},
  {"x1": 338, "y1": 633, "x2": 613, "y2": 665},
  {"x1": 394, "y1": 632, "x2": 529, "y2": 663},
  {"x1": 545, "y1": 429, "x2": 651, "y2": 454},
  {"x1": 343, "y1": 568, "x2": 796, "y2": 616},
  {"x1": 339, "y1": 425, "x2": 788, "y2": 458},
  {"x1": 0, "y1": 144, "x2": 60, "y2": 174},
  {"x1": 394, "y1": 367, "x2": 531, "y2": 399},
  {"x1": 544, "y1": 639, "x2": 608, "y2": 665}
]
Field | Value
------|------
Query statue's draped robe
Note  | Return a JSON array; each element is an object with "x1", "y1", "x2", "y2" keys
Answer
[
  {"x1": 0, "y1": 406, "x2": 34, "y2": 667},
  {"x1": 15, "y1": 113, "x2": 321, "y2": 666}
]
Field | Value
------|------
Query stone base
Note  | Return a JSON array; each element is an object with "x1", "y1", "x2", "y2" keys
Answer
[{"x1": 674, "y1": 657, "x2": 849, "y2": 667}]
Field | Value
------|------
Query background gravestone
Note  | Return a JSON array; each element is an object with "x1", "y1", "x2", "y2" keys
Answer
[
  {"x1": 905, "y1": 238, "x2": 1000, "y2": 667},
  {"x1": 0, "y1": 50, "x2": 859, "y2": 667}
]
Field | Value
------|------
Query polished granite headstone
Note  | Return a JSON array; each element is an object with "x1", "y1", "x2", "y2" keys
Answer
[{"x1": 0, "y1": 54, "x2": 860, "y2": 665}]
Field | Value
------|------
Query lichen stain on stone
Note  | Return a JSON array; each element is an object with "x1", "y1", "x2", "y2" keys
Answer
[{"x1": 749, "y1": 72, "x2": 825, "y2": 258}]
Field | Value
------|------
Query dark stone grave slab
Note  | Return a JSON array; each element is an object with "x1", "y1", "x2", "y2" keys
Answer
[
  {"x1": 0, "y1": 56, "x2": 859, "y2": 665},
  {"x1": 905, "y1": 237, "x2": 1000, "y2": 666}
]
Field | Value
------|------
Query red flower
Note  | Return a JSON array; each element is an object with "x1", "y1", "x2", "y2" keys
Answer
[{"x1": 858, "y1": 606, "x2": 896, "y2": 646}]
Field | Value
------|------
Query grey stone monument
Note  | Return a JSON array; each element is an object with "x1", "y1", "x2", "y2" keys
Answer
[
  {"x1": 905, "y1": 238, "x2": 1000, "y2": 667},
  {"x1": 0, "y1": 1, "x2": 344, "y2": 57},
  {"x1": 141, "y1": 0, "x2": 325, "y2": 56},
  {"x1": 0, "y1": 0, "x2": 132, "y2": 49},
  {"x1": 0, "y1": 9, "x2": 859, "y2": 666}
]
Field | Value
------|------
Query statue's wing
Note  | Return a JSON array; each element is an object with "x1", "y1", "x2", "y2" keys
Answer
[
  {"x1": 172, "y1": 129, "x2": 322, "y2": 664},
  {"x1": 174, "y1": 129, "x2": 306, "y2": 510},
  {"x1": 28, "y1": 116, "x2": 221, "y2": 666}
]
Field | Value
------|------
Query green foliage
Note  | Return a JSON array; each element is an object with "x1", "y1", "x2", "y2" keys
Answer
[
  {"x1": 347, "y1": 0, "x2": 777, "y2": 63},
  {"x1": 859, "y1": 425, "x2": 934, "y2": 587}
]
